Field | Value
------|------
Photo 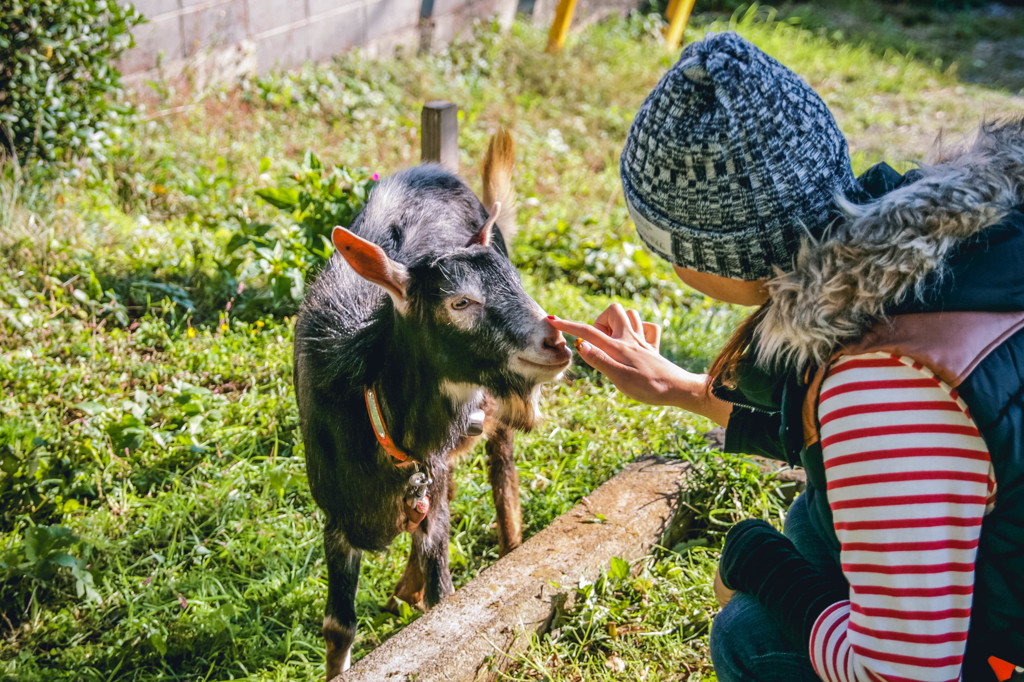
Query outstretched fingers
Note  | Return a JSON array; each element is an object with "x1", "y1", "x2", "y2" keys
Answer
[
  {"x1": 548, "y1": 309, "x2": 722, "y2": 419},
  {"x1": 547, "y1": 316, "x2": 628, "y2": 373},
  {"x1": 626, "y1": 308, "x2": 643, "y2": 335},
  {"x1": 547, "y1": 316, "x2": 613, "y2": 348},
  {"x1": 641, "y1": 321, "x2": 661, "y2": 350},
  {"x1": 590, "y1": 304, "x2": 659, "y2": 350},
  {"x1": 594, "y1": 302, "x2": 634, "y2": 339}
]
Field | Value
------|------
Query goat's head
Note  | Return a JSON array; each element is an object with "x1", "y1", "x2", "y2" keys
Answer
[{"x1": 331, "y1": 204, "x2": 570, "y2": 431}]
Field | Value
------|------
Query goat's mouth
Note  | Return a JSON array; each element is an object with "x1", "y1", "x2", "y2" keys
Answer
[
  {"x1": 516, "y1": 356, "x2": 571, "y2": 370},
  {"x1": 510, "y1": 348, "x2": 572, "y2": 381}
]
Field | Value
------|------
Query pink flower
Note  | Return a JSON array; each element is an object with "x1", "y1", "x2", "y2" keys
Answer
[{"x1": 372, "y1": 173, "x2": 379, "y2": 181}]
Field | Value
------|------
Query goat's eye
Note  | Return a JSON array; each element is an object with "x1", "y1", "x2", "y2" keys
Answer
[{"x1": 451, "y1": 297, "x2": 472, "y2": 310}]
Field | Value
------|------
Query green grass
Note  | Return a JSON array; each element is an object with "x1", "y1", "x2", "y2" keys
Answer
[
  {"x1": 773, "y1": 0, "x2": 1024, "y2": 94},
  {"x1": 2, "y1": 4, "x2": 1023, "y2": 681}
]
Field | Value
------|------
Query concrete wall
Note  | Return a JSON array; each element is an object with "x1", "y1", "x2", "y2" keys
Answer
[
  {"x1": 527, "y1": 0, "x2": 637, "y2": 30},
  {"x1": 120, "y1": 0, "x2": 518, "y2": 87}
]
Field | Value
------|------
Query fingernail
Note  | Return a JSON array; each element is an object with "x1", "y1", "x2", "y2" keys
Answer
[{"x1": 546, "y1": 315, "x2": 556, "y2": 320}]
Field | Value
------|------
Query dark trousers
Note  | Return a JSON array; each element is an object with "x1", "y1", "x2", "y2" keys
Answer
[{"x1": 709, "y1": 494, "x2": 842, "y2": 682}]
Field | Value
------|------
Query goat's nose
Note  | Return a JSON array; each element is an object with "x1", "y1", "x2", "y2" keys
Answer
[{"x1": 542, "y1": 326, "x2": 567, "y2": 352}]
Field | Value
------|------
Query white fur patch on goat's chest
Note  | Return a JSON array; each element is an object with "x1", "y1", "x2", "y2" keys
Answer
[{"x1": 440, "y1": 380, "x2": 484, "y2": 406}]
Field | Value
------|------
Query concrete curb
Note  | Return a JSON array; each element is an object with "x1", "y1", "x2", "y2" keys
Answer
[{"x1": 335, "y1": 455, "x2": 690, "y2": 681}]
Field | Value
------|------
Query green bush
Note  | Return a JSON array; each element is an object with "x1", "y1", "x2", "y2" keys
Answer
[
  {"x1": 0, "y1": 0, "x2": 143, "y2": 164},
  {"x1": 237, "y1": 152, "x2": 376, "y2": 315}
]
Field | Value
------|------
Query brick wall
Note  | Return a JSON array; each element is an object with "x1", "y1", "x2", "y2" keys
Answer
[{"x1": 120, "y1": 0, "x2": 518, "y2": 86}]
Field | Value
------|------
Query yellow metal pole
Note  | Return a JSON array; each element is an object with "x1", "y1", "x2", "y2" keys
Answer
[
  {"x1": 665, "y1": 0, "x2": 696, "y2": 51},
  {"x1": 546, "y1": 0, "x2": 578, "y2": 53},
  {"x1": 665, "y1": 0, "x2": 681, "y2": 26}
]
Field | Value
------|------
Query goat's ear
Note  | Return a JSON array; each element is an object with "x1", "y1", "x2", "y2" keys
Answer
[
  {"x1": 466, "y1": 201, "x2": 501, "y2": 248},
  {"x1": 332, "y1": 226, "x2": 409, "y2": 313}
]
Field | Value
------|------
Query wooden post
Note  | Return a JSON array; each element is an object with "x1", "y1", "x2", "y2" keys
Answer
[
  {"x1": 421, "y1": 101, "x2": 459, "y2": 173},
  {"x1": 545, "y1": 0, "x2": 578, "y2": 53},
  {"x1": 665, "y1": 0, "x2": 696, "y2": 51}
]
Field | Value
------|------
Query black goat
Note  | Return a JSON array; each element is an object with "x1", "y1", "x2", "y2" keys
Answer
[{"x1": 293, "y1": 131, "x2": 571, "y2": 678}]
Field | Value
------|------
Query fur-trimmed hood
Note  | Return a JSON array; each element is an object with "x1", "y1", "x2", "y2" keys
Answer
[{"x1": 755, "y1": 116, "x2": 1024, "y2": 370}]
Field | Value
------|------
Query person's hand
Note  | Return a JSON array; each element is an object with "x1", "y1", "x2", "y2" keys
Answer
[
  {"x1": 713, "y1": 568, "x2": 736, "y2": 608},
  {"x1": 549, "y1": 303, "x2": 694, "y2": 407},
  {"x1": 549, "y1": 304, "x2": 733, "y2": 425}
]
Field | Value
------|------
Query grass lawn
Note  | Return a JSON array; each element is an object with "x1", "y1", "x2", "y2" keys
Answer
[{"x1": 2, "y1": 3, "x2": 1022, "y2": 680}]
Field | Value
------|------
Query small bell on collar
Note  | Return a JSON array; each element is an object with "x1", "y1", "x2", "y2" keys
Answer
[
  {"x1": 466, "y1": 408, "x2": 486, "y2": 437},
  {"x1": 407, "y1": 471, "x2": 432, "y2": 508}
]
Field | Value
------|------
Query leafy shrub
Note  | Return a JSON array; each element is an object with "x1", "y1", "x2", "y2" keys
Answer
[
  {"x1": 253, "y1": 152, "x2": 375, "y2": 258},
  {"x1": 234, "y1": 152, "x2": 376, "y2": 316},
  {"x1": 0, "y1": 0, "x2": 143, "y2": 164}
]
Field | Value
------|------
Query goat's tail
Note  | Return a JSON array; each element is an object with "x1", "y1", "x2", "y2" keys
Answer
[{"x1": 482, "y1": 128, "x2": 517, "y2": 246}]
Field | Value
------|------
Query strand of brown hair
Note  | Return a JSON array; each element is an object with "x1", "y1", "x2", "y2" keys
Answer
[{"x1": 704, "y1": 303, "x2": 770, "y2": 396}]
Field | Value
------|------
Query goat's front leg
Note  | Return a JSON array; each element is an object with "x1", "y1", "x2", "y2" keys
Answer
[
  {"x1": 486, "y1": 424, "x2": 522, "y2": 556},
  {"x1": 323, "y1": 525, "x2": 362, "y2": 680}
]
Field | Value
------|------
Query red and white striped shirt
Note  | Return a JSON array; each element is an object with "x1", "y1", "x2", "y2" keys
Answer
[{"x1": 809, "y1": 352, "x2": 995, "y2": 682}]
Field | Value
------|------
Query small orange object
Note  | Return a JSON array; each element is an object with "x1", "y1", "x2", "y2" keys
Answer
[{"x1": 989, "y1": 656, "x2": 1023, "y2": 682}]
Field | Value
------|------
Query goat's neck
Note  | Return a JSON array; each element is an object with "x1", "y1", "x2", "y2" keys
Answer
[{"x1": 374, "y1": 338, "x2": 479, "y2": 457}]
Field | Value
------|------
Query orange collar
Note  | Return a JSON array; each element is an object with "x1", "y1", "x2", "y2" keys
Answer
[
  {"x1": 365, "y1": 385, "x2": 432, "y2": 533},
  {"x1": 364, "y1": 385, "x2": 409, "y2": 464}
]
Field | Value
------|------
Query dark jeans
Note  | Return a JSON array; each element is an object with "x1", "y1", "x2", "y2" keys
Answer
[{"x1": 709, "y1": 494, "x2": 842, "y2": 682}]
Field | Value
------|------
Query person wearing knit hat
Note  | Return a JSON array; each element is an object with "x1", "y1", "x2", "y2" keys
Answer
[
  {"x1": 620, "y1": 30, "x2": 859, "y2": 281},
  {"x1": 552, "y1": 31, "x2": 1024, "y2": 682}
]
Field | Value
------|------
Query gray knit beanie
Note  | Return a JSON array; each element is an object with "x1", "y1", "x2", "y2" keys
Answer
[{"x1": 620, "y1": 32, "x2": 859, "y2": 281}]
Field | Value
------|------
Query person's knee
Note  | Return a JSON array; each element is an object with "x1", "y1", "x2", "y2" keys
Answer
[
  {"x1": 710, "y1": 593, "x2": 819, "y2": 682},
  {"x1": 710, "y1": 595, "x2": 745, "y2": 645},
  {"x1": 709, "y1": 594, "x2": 759, "y2": 679}
]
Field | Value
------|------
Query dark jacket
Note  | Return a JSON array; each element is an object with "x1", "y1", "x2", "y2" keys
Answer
[{"x1": 716, "y1": 118, "x2": 1024, "y2": 679}]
